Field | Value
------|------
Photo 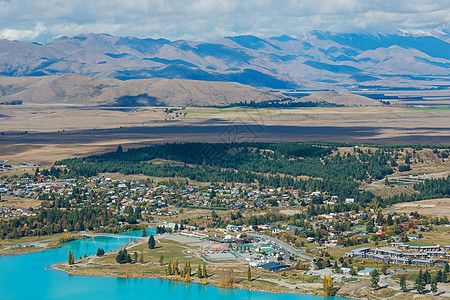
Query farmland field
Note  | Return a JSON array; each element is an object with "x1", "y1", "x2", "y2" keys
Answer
[{"x1": 0, "y1": 105, "x2": 449, "y2": 165}]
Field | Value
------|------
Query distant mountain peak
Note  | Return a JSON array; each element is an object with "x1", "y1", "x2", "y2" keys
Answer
[{"x1": 0, "y1": 31, "x2": 448, "y2": 90}]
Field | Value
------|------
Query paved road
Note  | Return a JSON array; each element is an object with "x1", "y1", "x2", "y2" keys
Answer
[{"x1": 248, "y1": 233, "x2": 313, "y2": 261}]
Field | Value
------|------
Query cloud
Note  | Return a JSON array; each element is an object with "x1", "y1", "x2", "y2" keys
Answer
[
  {"x1": 0, "y1": 23, "x2": 46, "y2": 40},
  {"x1": 0, "y1": 0, "x2": 448, "y2": 42}
]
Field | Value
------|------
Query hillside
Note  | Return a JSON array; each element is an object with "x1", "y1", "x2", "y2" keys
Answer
[
  {"x1": 0, "y1": 74, "x2": 284, "y2": 106},
  {"x1": 296, "y1": 91, "x2": 382, "y2": 107},
  {"x1": 0, "y1": 31, "x2": 449, "y2": 90}
]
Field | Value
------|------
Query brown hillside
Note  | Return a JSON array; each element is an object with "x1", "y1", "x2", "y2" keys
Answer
[
  {"x1": 296, "y1": 91, "x2": 382, "y2": 107},
  {"x1": 0, "y1": 74, "x2": 284, "y2": 107}
]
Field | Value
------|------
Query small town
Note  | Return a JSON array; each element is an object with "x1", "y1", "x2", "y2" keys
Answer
[{"x1": 1, "y1": 161, "x2": 450, "y2": 299}]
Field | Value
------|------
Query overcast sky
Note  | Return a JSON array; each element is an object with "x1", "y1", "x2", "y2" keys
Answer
[{"x1": 0, "y1": 0, "x2": 449, "y2": 42}]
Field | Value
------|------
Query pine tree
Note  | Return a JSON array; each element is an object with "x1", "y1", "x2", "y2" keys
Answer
[
  {"x1": 422, "y1": 270, "x2": 429, "y2": 284},
  {"x1": 133, "y1": 251, "x2": 138, "y2": 262},
  {"x1": 399, "y1": 275, "x2": 407, "y2": 292},
  {"x1": 371, "y1": 269, "x2": 379, "y2": 289},
  {"x1": 148, "y1": 234, "x2": 155, "y2": 249},
  {"x1": 414, "y1": 271, "x2": 425, "y2": 294},
  {"x1": 431, "y1": 278, "x2": 438, "y2": 295},
  {"x1": 139, "y1": 252, "x2": 144, "y2": 263},
  {"x1": 247, "y1": 264, "x2": 252, "y2": 281}
]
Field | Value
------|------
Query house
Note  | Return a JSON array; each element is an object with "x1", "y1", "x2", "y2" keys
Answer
[
  {"x1": 358, "y1": 268, "x2": 375, "y2": 276},
  {"x1": 346, "y1": 247, "x2": 370, "y2": 258},
  {"x1": 427, "y1": 251, "x2": 446, "y2": 258},
  {"x1": 389, "y1": 257, "x2": 410, "y2": 265},
  {"x1": 345, "y1": 198, "x2": 355, "y2": 204},
  {"x1": 411, "y1": 259, "x2": 434, "y2": 267},
  {"x1": 341, "y1": 267, "x2": 352, "y2": 275},
  {"x1": 259, "y1": 262, "x2": 290, "y2": 272}
]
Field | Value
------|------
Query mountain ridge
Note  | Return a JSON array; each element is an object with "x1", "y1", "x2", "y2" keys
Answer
[
  {"x1": 0, "y1": 31, "x2": 449, "y2": 90},
  {"x1": 0, "y1": 74, "x2": 286, "y2": 106}
]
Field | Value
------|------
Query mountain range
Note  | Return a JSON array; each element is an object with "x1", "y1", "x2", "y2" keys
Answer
[
  {"x1": 0, "y1": 74, "x2": 285, "y2": 107},
  {"x1": 0, "y1": 31, "x2": 449, "y2": 90}
]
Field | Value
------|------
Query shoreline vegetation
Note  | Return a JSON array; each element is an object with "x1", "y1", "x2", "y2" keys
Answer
[
  {"x1": 49, "y1": 231, "x2": 446, "y2": 300},
  {"x1": 0, "y1": 142, "x2": 449, "y2": 299},
  {"x1": 50, "y1": 233, "x2": 328, "y2": 297}
]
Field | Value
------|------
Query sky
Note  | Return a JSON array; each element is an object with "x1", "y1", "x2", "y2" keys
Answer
[{"x1": 0, "y1": 0, "x2": 449, "y2": 42}]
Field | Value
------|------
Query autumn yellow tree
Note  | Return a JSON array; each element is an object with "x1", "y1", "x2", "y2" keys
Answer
[{"x1": 323, "y1": 274, "x2": 334, "y2": 296}]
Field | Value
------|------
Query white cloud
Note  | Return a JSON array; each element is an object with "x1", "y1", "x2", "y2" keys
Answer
[
  {"x1": 0, "y1": 23, "x2": 46, "y2": 40},
  {"x1": 0, "y1": 0, "x2": 448, "y2": 42}
]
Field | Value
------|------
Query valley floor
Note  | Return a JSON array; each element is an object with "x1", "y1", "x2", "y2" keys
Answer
[{"x1": 0, "y1": 105, "x2": 449, "y2": 165}]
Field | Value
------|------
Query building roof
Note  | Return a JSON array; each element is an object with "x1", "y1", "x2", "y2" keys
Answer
[
  {"x1": 259, "y1": 262, "x2": 290, "y2": 272},
  {"x1": 358, "y1": 268, "x2": 375, "y2": 275}
]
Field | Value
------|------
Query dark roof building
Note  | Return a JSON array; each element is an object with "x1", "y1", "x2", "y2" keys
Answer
[{"x1": 259, "y1": 262, "x2": 290, "y2": 272}]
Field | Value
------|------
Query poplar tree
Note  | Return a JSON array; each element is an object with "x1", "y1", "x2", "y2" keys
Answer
[
  {"x1": 323, "y1": 274, "x2": 334, "y2": 295},
  {"x1": 202, "y1": 262, "x2": 207, "y2": 278},
  {"x1": 142, "y1": 228, "x2": 147, "y2": 237},
  {"x1": 247, "y1": 265, "x2": 252, "y2": 281},
  {"x1": 197, "y1": 263, "x2": 203, "y2": 278},
  {"x1": 68, "y1": 251, "x2": 74, "y2": 265}
]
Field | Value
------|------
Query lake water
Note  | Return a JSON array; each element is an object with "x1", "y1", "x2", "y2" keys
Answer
[{"x1": 0, "y1": 230, "x2": 348, "y2": 299}]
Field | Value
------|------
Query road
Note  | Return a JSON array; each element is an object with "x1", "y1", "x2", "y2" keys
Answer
[{"x1": 247, "y1": 233, "x2": 313, "y2": 261}]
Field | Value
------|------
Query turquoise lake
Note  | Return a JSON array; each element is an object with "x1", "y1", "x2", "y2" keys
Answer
[{"x1": 0, "y1": 230, "x2": 348, "y2": 299}]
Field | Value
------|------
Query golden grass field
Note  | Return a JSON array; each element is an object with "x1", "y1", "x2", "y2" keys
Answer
[
  {"x1": 0, "y1": 105, "x2": 449, "y2": 165},
  {"x1": 389, "y1": 198, "x2": 450, "y2": 217}
]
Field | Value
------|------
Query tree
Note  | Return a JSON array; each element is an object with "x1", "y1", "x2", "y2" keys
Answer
[
  {"x1": 148, "y1": 234, "x2": 155, "y2": 249},
  {"x1": 133, "y1": 251, "x2": 138, "y2": 262},
  {"x1": 202, "y1": 262, "x2": 207, "y2": 278},
  {"x1": 424, "y1": 270, "x2": 431, "y2": 284},
  {"x1": 414, "y1": 271, "x2": 425, "y2": 294},
  {"x1": 159, "y1": 255, "x2": 164, "y2": 266},
  {"x1": 96, "y1": 248, "x2": 105, "y2": 256},
  {"x1": 371, "y1": 269, "x2": 380, "y2": 289},
  {"x1": 68, "y1": 251, "x2": 74, "y2": 265},
  {"x1": 399, "y1": 275, "x2": 407, "y2": 292},
  {"x1": 139, "y1": 252, "x2": 144, "y2": 263},
  {"x1": 142, "y1": 228, "x2": 147, "y2": 237},
  {"x1": 381, "y1": 263, "x2": 388, "y2": 275},
  {"x1": 431, "y1": 278, "x2": 438, "y2": 295},
  {"x1": 323, "y1": 274, "x2": 334, "y2": 296},
  {"x1": 384, "y1": 177, "x2": 390, "y2": 186},
  {"x1": 247, "y1": 265, "x2": 252, "y2": 281},
  {"x1": 116, "y1": 145, "x2": 123, "y2": 153},
  {"x1": 116, "y1": 248, "x2": 132, "y2": 264},
  {"x1": 315, "y1": 258, "x2": 324, "y2": 269},
  {"x1": 197, "y1": 263, "x2": 203, "y2": 278}
]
